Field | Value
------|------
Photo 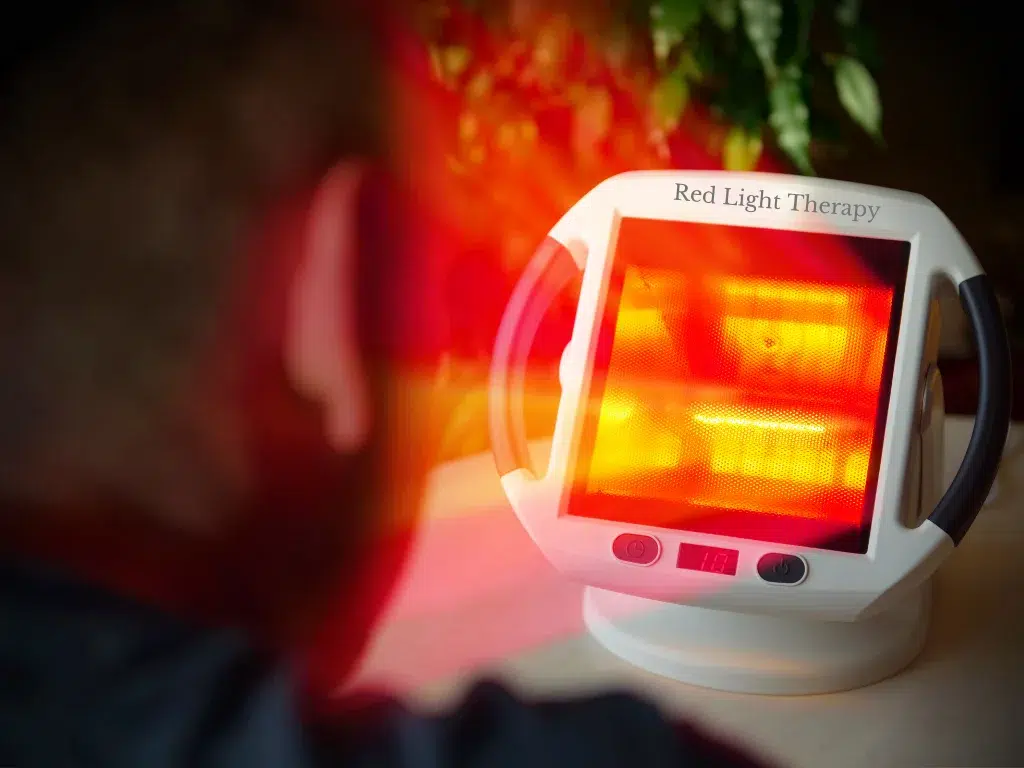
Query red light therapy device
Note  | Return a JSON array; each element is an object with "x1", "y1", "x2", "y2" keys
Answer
[{"x1": 490, "y1": 171, "x2": 1012, "y2": 695}]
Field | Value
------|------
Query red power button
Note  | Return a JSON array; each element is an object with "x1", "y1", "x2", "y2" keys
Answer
[{"x1": 612, "y1": 534, "x2": 661, "y2": 566}]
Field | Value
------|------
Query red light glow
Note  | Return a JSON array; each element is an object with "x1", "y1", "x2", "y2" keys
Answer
[{"x1": 573, "y1": 218, "x2": 909, "y2": 551}]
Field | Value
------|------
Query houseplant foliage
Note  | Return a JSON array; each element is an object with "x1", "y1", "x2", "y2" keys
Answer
[
  {"x1": 411, "y1": 0, "x2": 885, "y2": 460},
  {"x1": 417, "y1": 0, "x2": 883, "y2": 175}
]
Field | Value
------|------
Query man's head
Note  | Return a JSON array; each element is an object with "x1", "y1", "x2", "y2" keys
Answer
[{"x1": 0, "y1": 0, "x2": 441, "y2": 683}]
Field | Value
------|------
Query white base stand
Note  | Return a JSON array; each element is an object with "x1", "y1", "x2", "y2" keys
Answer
[{"x1": 583, "y1": 582, "x2": 932, "y2": 696}]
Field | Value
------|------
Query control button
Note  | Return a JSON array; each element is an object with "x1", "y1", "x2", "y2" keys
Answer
[
  {"x1": 757, "y1": 553, "x2": 807, "y2": 585},
  {"x1": 612, "y1": 534, "x2": 661, "y2": 566}
]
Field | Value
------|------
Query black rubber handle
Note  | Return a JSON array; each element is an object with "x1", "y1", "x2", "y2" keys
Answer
[
  {"x1": 927, "y1": 275, "x2": 1013, "y2": 545},
  {"x1": 489, "y1": 237, "x2": 579, "y2": 477}
]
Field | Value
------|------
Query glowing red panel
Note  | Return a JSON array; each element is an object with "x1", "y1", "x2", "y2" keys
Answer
[{"x1": 570, "y1": 218, "x2": 911, "y2": 554}]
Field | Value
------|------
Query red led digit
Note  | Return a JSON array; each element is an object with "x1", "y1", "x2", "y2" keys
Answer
[{"x1": 678, "y1": 544, "x2": 738, "y2": 576}]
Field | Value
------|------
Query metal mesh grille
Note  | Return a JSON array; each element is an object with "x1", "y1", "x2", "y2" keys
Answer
[{"x1": 577, "y1": 219, "x2": 903, "y2": 541}]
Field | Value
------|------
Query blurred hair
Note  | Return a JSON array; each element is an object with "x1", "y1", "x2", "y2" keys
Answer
[{"x1": 0, "y1": 0, "x2": 385, "y2": 519}]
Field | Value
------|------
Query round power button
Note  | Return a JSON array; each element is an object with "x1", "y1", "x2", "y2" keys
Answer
[
  {"x1": 756, "y1": 553, "x2": 807, "y2": 585},
  {"x1": 612, "y1": 534, "x2": 661, "y2": 566}
]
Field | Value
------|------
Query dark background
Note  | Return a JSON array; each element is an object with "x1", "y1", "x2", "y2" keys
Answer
[{"x1": 822, "y1": 1, "x2": 1021, "y2": 415}]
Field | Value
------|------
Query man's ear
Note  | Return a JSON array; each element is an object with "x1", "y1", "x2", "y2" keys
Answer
[{"x1": 284, "y1": 161, "x2": 371, "y2": 453}]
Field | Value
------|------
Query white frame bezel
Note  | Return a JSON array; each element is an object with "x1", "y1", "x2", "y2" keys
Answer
[{"x1": 500, "y1": 171, "x2": 976, "y2": 621}]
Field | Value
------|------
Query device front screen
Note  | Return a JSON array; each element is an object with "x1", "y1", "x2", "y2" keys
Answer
[{"x1": 568, "y1": 217, "x2": 911, "y2": 554}]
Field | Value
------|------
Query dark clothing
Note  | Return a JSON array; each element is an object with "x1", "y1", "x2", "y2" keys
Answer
[{"x1": 1, "y1": 559, "x2": 771, "y2": 768}]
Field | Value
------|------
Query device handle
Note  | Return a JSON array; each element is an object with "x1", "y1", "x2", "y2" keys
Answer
[
  {"x1": 490, "y1": 236, "x2": 579, "y2": 478},
  {"x1": 927, "y1": 275, "x2": 1013, "y2": 545}
]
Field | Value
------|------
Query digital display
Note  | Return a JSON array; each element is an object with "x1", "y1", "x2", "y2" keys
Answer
[
  {"x1": 677, "y1": 543, "x2": 739, "y2": 576},
  {"x1": 566, "y1": 218, "x2": 910, "y2": 554}
]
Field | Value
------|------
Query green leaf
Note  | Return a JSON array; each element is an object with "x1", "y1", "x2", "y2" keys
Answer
[
  {"x1": 834, "y1": 56, "x2": 881, "y2": 137},
  {"x1": 768, "y1": 68, "x2": 813, "y2": 173},
  {"x1": 835, "y1": 0, "x2": 860, "y2": 28},
  {"x1": 651, "y1": 0, "x2": 703, "y2": 35},
  {"x1": 705, "y1": 0, "x2": 738, "y2": 30},
  {"x1": 739, "y1": 0, "x2": 783, "y2": 81},
  {"x1": 651, "y1": 25, "x2": 683, "y2": 65},
  {"x1": 650, "y1": 69, "x2": 689, "y2": 130},
  {"x1": 723, "y1": 125, "x2": 764, "y2": 170},
  {"x1": 677, "y1": 49, "x2": 703, "y2": 81},
  {"x1": 650, "y1": 0, "x2": 702, "y2": 65}
]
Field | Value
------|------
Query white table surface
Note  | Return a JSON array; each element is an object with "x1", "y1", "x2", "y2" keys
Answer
[{"x1": 350, "y1": 417, "x2": 1024, "y2": 768}]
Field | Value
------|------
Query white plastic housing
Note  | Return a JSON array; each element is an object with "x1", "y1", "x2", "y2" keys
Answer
[{"x1": 501, "y1": 171, "x2": 978, "y2": 622}]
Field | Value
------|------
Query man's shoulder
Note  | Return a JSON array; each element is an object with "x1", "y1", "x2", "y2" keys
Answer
[
  {"x1": 0, "y1": 559, "x2": 773, "y2": 768},
  {"x1": 0, "y1": 557, "x2": 313, "y2": 768},
  {"x1": 322, "y1": 681, "x2": 773, "y2": 768}
]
